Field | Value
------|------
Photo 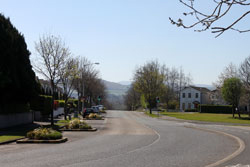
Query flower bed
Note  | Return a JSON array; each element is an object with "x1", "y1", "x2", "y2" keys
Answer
[
  {"x1": 26, "y1": 127, "x2": 62, "y2": 140},
  {"x1": 60, "y1": 119, "x2": 96, "y2": 131},
  {"x1": 16, "y1": 127, "x2": 67, "y2": 144},
  {"x1": 86, "y1": 113, "x2": 103, "y2": 120}
]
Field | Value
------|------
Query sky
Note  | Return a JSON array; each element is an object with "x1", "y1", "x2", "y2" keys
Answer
[{"x1": 1, "y1": 0, "x2": 250, "y2": 85}]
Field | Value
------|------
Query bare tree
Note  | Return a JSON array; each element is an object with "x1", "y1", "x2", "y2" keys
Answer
[
  {"x1": 35, "y1": 34, "x2": 69, "y2": 125},
  {"x1": 73, "y1": 57, "x2": 103, "y2": 111},
  {"x1": 239, "y1": 56, "x2": 250, "y2": 116},
  {"x1": 59, "y1": 57, "x2": 78, "y2": 120},
  {"x1": 215, "y1": 62, "x2": 239, "y2": 88},
  {"x1": 169, "y1": 0, "x2": 250, "y2": 37}
]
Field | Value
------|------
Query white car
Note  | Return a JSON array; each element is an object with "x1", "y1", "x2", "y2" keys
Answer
[
  {"x1": 91, "y1": 106, "x2": 100, "y2": 113},
  {"x1": 97, "y1": 105, "x2": 104, "y2": 110}
]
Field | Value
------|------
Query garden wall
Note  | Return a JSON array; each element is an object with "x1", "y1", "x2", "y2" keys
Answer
[{"x1": 0, "y1": 112, "x2": 33, "y2": 129}]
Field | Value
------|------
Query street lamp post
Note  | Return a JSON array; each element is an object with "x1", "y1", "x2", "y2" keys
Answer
[{"x1": 81, "y1": 62, "x2": 99, "y2": 113}]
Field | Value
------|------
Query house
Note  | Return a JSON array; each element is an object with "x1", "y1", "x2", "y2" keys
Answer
[{"x1": 180, "y1": 86, "x2": 212, "y2": 111}]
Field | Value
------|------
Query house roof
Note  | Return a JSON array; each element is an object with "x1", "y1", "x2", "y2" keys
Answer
[{"x1": 182, "y1": 86, "x2": 211, "y2": 93}]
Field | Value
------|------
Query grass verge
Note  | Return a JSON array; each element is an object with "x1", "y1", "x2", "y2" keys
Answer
[
  {"x1": 145, "y1": 111, "x2": 160, "y2": 118},
  {"x1": 160, "y1": 112, "x2": 250, "y2": 125},
  {"x1": 0, "y1": 135, "x2": 24, "y2": 143}
]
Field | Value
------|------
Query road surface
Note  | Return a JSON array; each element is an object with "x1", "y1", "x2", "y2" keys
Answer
[{"x1": 0, "y1": 111, "x2": 249, "y2": 167}]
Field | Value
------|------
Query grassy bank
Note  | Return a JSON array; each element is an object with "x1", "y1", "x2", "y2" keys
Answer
[{"x1": 160, "y1": 112, "x2": 250, "y2": 125}]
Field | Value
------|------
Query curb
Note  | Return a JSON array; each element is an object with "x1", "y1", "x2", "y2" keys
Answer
[
  {"x1": 60, "y1": 128, "x2": 97, "y2": 132},
  {"x1": 0, "y1": 137, "x2": 26, "y2": 145},
  {"x1": 16, "y1": 137, "x2": 68, "y2": 144},
  {"x1": 185, "y1": 126, "x2": 245, "y2": 167}
]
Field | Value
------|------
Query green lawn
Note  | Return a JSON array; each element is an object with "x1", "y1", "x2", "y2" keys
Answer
[
  {"x1": 160, "y1": 112, "x2": 250, "y2": 125},
  {"x1": 0, "y1": 135, "x2": 24, "y2": 143}
]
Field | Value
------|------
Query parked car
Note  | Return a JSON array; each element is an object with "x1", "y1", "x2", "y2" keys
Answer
[
  {"x1": 82, "y1": 108, "x2": 96, "y2": 118},
  {"x1": 92, "y1": 106, "x2": 100, "y2": 113},
  {"x1": 97, "y1": 105, "x2": 104, "y2": 111}
]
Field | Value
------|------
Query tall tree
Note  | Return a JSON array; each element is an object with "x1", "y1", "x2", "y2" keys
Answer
[
  {"x1": 59, "y1": 57, "x2": 78, "y2": 120},
  {"x1": 221, "y1": 77, "x2": 242, "y2": 118},
  {"x1": 133, "y1": 61, "x2": 166, "y2": 114},
  {"x1": 239, "y1": 56, "x2": 250, "y2": 116},
  {"x1": 170, "y1": 0, "x2": 250, "y2": 37},
  {"x1": 35, "y1": 34, "x2": 69, "y2": 125},
  {"x1": 0, "y1": 14, "x2": 39, "y2": 113},
  {"x1": 215, "y1": 63, "x2": 239, "y2": 88},
  {"x1": 73, "y1": 57, "x2": 104, "y2": 110},
  {"x1": 124, "y1": 83, "x2": 141, "y2": 111}
]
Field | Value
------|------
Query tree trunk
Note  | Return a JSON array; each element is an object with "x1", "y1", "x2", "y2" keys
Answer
[
  {"x1": 232, "y1": 106, "x2": 235, "y2": 118},
  {"x1": 51, "y1": 87, "x2": 55, "y2": 126},
  {"x1": 64, "y1": 98, "x2": 69, "y2": 120},
  {"x1": 249, "y1": 103, "x2": 250, "y2": 118},
  {"x1": 149, "y1": 108, "x2": 152, "y2": 114},
  {"x1": 237, "y1": 106, "x2": 241, "y2": 118}
]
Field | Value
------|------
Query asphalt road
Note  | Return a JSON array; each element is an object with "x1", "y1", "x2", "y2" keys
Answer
[{"x1": 0, "y1": 110, "x2": 249, "y2": 167}]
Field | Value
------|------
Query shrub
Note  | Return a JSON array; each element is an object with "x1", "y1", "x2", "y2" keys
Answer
[
  {"x1": 54, "y1": 100, "x2": 65, "y2": 108},
  {"x1": 26, "y1": 127, "x2": 62, "y2": 140},
  {"x1": 30, "y1": 95, "x2": 52, "y2": 116},
  {"x1": 87, "y1": 113, "x2": 102, "y2": 120},
  {"x1": 168, "y1": 100, "x2": 179, "y2": 110},
  {"x1": 99, "y1": 110, "x2": 106, "y2": 113},
  {"x1": 65, "y1": 119, "x2": 91, "y2": 129},
  {"x1": 0, "y1": 103, "x2": 30, "y2": 114},
  {"x1": 185, "y1": 109, "x2": 198, "y2": 112},
  {"x1": 199, "y1": 105, "x2": 232, "y2": 114}
]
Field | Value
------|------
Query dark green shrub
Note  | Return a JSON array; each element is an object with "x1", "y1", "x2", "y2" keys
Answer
[
  {"x1": 185, "y1": 109, "x2": 198, "y2": 112},
  {"x1": 43, "y1": 96, "x2": 53, "y2": 116},
  {"x1": 0, "y1": 103, "x2": 29, "y2": 114},
  {"x1": 26, "y1": 128, "x2": 62, "y2": 140},
  {"x1": 168, "y1": 100, "x2": 179, "y2": 110},
  {"x1": 30, "y1": 95, "x2": 52, "y2": 116},
  {"x1": 199, "y1": 105, "x2": 232, "y2": 114}
]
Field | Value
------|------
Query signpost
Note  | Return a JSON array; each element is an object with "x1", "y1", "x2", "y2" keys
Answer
[{"x1": 156, "y1": 97, "x2": 160, "y2": 117}]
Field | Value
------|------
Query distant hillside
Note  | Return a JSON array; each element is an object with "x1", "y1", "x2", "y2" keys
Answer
[
  {"x1": 194, "y1": 84, "x2": 216, "y2": 91},
  {"x1": 102, "y1": 80, "x2": 130, "y2": 96},
  {"x1": 118, "y1": 81, "x2": 132, "y2": 86},
  {"x1": 102, "y1": 80, "x2": 130, "y2": 110}
]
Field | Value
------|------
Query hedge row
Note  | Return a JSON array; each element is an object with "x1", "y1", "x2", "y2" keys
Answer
[
  {"x1": 0, "y1": 103, "x2": 30, "y2": 114},
  {"x1": 54, "y1": 99, "x2": 79, "y2": 108},
  {"x1": 199, "y1": 105, "x2": 232, "y2": 114},
  {"x1": 30, "y1": 95, "x2": 53, "y2": 116},
  {"x1": 185, "y1": 109, "x2": 198, "y2": 112}
]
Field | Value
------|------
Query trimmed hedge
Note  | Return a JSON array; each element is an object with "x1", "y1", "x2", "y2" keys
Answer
[
  {"x1": 30, "y1": 95, "x2": 53, "y2": 116},
  {"x1": 199, "y1": 105, "x2": 232, "y2": 114},
  {"x1": 54, "y1": 100, "x2": 65, "y2": 108},
  {"x1": 185, "y1": 109, "x2": 198, "y2": 112},
  {"x1": 0, "y1": 103, "x2": 30, "y2": 114}
]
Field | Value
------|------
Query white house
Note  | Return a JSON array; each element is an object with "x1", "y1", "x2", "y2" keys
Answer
[{"x1": 180, "y1": 86, "x2": 211, "y2": 111}]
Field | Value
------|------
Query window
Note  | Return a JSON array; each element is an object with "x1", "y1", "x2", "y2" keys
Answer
[
  {"x1": 188, "y1": 93, "x2": 191, "y2": 98},
  {"x1": 182, "y1": 93, "x2": 185, "y2": 98},
  {"x1": 196, "y1": 93, "x2": 199, "y2": 98},
  {"x1": 188, "y1": 103, "x2": 191, "y2": 109},
  {"x1": 182, "y1": 103, "x2": 185, "y2": 110}
]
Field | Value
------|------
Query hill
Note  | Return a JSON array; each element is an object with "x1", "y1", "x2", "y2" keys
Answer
[{"x1": 102, "y1": 80, "x2": 130, "y2": 96}]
